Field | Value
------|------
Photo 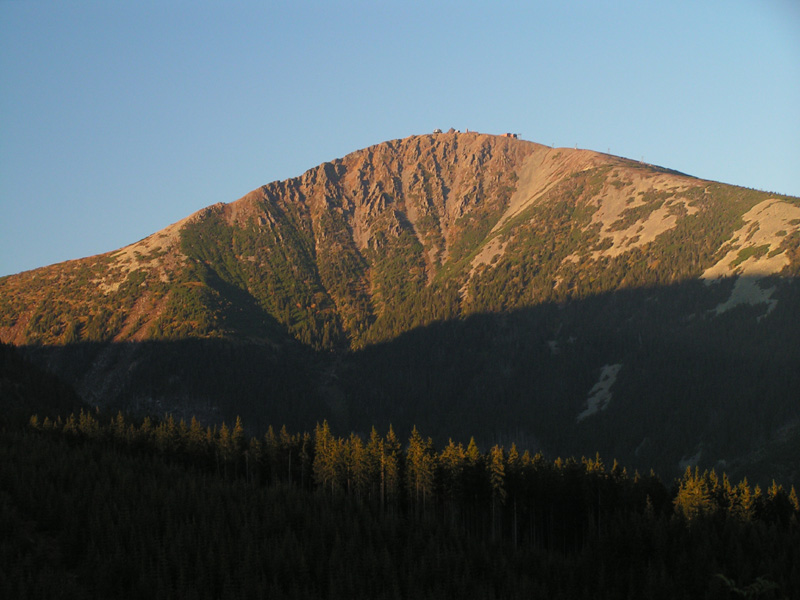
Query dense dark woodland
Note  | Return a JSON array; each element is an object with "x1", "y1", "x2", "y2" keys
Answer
[
  {"x1": 1, "y1": 311, "x2": 799, "y2": 598},
  {"x1": 0, "y1": 341, "x2": 86, "y2": 424},
  {"x1": 2, "y1": 349, "x2": 796, "y2": 598},
  {"x1": 2, "y1": 410, "x2": 798, "y2": 599}
]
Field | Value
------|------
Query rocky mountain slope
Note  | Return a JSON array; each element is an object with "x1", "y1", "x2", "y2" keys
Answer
[{"x1": 2, "y1": 132, "x2": 799, "y2": 484}]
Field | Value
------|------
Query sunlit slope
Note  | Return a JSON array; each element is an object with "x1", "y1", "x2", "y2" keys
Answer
[{"x1": 3, "y1": 132, "x2": 798, "y2": 350}]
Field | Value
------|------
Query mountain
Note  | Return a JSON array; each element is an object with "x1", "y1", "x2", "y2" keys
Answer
[{"x1": 2, "y1": 131, "x2": 799, "y2": 484}]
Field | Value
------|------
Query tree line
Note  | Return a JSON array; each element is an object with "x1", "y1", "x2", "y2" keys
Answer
[
  {"x1": 30, "y1": 411, "x2": 800, "y2": 553},
  {"x1": 5, "y1": 411, "x2": 798, "y2": 598}
]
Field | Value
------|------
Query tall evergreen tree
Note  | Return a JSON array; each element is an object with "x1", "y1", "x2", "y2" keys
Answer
[
  {"x1": 674, "y1": 467, "x2": 714, "y2": 521},
  {"x1": 383, "y1": 425, "x2": 402, "y2": 512},
  {"x1": 489, "y1": 444, "x2": 507, "y2": 540}
]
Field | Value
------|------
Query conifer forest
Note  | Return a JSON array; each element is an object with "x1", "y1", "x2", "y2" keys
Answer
[{"x1": 2, "y1": 410, "x2": 798, "y2": 599}]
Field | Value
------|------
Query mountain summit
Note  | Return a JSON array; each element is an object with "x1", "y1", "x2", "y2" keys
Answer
[{"x1": 2, "y1": 132, "x2": 799, "y2": 484}]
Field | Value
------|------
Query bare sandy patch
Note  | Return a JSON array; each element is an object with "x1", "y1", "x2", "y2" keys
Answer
[
  {"x1": 96, "y1": 213, "x2": 196, "y2": 293},
  {"x1": 702, "y1": 199, "x2": 800, "y2": 314},
  {"x1": 463, "y1": 147, "x2": 599, "y2": 279},
  {"x1": 703, "y1": 199, "x2": 800, "y2": 281},
  {"x1": 711, "y1": 278, "x2": 778, "y2": 316},
  {"x1": 577, "y1": 363, "x2": 622, "y2": 422},
  {"x1": 111, "y1": 215, "x2": 191, "y2": 265},
  {"x1": 494, "y1": 147, "x2": 607, "y2": 232},
  {"x1": 559, "y1": 170, "x2": 699, "y2": 263},
  {"x1": 474, "y1": 151, "x2": 703, "y2": 271},
  {"x1": 585, "y1": 171, "x2": 697, "y2": 260},
  {"x1": 470, "y1": 235, "x2": 507, "y2": 270}
]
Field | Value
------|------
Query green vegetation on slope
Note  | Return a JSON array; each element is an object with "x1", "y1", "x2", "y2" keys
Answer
[
  {"x1": 179, "y1": 209, "x2": 343, "y2": 348},
  {"x1": 3, "y1": 138, "x2": 798, "y2": 353}
]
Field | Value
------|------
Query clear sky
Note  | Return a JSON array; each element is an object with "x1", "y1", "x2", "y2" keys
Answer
[{"x1": 1, "y1": 1, "x2": 798, "y2": 277}]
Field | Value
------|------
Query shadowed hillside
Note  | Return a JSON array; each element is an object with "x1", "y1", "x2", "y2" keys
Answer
[
  {"x1": 17, "y1": 275, "x2": 800, "y2": 486},
  {"x1": 0, "y1": 342, "x2": 86, "y2": 427}
]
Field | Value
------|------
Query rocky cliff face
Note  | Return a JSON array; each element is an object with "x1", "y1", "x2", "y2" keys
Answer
[{"x1": 2, "y1": 132, "x2": 799, "y2": 485}]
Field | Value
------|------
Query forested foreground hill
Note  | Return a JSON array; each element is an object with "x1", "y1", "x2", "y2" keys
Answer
[{"x1": 3, "y1": 413, "x2": 798, "y2": 599}]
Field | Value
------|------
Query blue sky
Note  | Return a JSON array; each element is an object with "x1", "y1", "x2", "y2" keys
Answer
[{"x1": 1, "y1": 1, "x2": 798, "y2": 276}]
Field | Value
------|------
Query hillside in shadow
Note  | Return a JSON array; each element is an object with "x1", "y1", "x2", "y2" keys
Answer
[
  {"x1": 338, "y1": 276, "x2": 800, "y2": 485},
  {"x1": 0, "y1": 342, "x2": 87, "y2": 427},
  {"x1": 17, "y1": 275, "x2": 800, "y2": 486}
]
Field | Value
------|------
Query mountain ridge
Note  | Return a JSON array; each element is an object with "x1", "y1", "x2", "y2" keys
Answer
[
  {"x1": 5, "y1": 131, "x2": 797, "y2": 350},
  {"x1": 2, "y1": 131, "x2": 799, "y2": 485}
]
